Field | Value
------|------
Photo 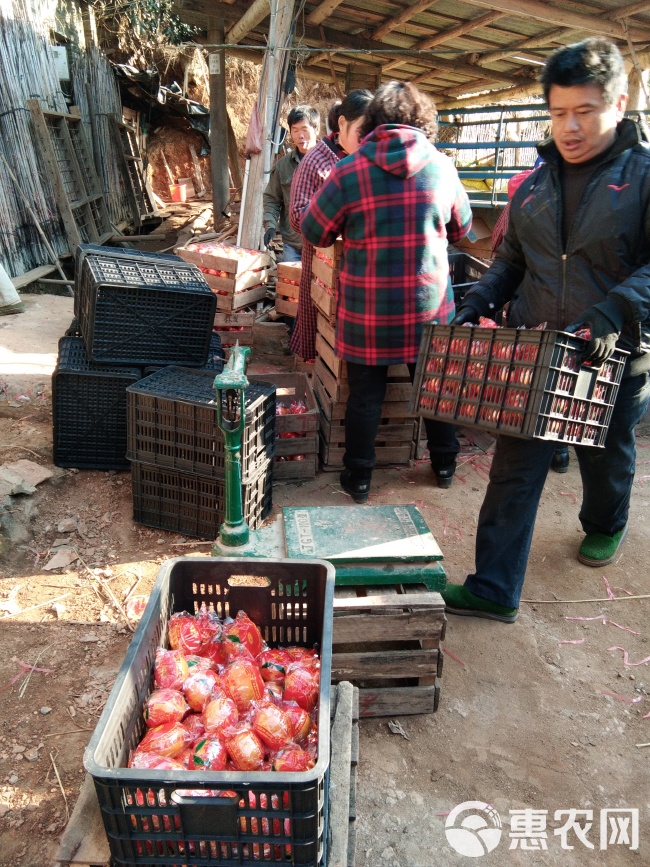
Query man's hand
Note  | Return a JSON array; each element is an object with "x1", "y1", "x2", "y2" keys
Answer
[
  {"x1": 565, "y1": 304, "x2": 623, "y2": 366},
  {"x1": 263, "y1": 227, "x2": 276, "y2": 248},
  {"x1": 450, "y1": 297, "x2": 489, "y2": 326}
]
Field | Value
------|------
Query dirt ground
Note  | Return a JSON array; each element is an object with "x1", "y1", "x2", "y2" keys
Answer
[{"x1": 1, "y1": 293, "x2": 649, "y2": 867}]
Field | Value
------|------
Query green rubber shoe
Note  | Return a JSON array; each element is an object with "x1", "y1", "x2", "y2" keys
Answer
[
  {"x1": 440, "y1": 584, "x2": 518, "y2": 623},
  {"x1": 578, "y1": 524, "x2": 628, "y2": 567}
]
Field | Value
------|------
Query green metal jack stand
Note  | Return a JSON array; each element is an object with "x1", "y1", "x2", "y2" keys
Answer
[{"x1": 211, "y1": 345, "x2": 446, "y2": 591}]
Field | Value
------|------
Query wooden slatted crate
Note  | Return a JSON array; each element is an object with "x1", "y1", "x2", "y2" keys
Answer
[
  {"x1": 311, "y1": 277, "x2": 337, "y2": 323},
  {"x1": 275, "y1": 261, "x2": 301, "y2": 318},
  {"x1": 176, "y1": 242, "x2": 274, "y2": 313},
  {"x1": 311, "y1": 241, "x2": 343, "y2": 289},
  {"x1": 250, "y1": 372, "x2": 319, "y2": 481},
  {"x1": 332, "y1": 584, "x2": 446, "y2": 718},
  {"x1": 213, "y1": 309, "x2": 256, "y2": 347}
]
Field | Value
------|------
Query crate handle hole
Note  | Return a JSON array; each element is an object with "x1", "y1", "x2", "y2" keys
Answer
[{"x1": 227, "y1": 575, "x2": 271, "y2": 587}]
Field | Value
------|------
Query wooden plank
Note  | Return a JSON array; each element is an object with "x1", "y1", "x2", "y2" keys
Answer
[
  {"x1": 277, "y1": 260, "x2": 302, "y2": 282},
  {"x1": 176, "y1": 244, "x2": 273, "y2": 276},
  {"x1": 333, "y1": 610, "x2": 445, "y2": 644},
  {"x1": 55, "y1": 773, "x2": 110, "y2": 866},
  {"x1": 331, "y1": 647, "x2": 440, "y2": 680},
  {"x1": 275, "y1": 296, "x2": 298, "y2": 317},
  {"x1": 321, "y1": 441, "x2": 413, "y2": 468},
  {"x1": 11, "y1": 264, "x2": 57, "y2": 289},
  {"x1": 358, "y1": 684, "x2": 439, "y2": 718},
  {"x1": 316, "y1": 331, "x2": 345, "y2": 379},
  {"x1": 215, "y1": 283, "x2": 267, "y2": 312},
  {"x1": 272, "y1": 452, "x2": 318, "y2": 481},
  {"x1": 274, "y1": 435, "x2": 319, "y2": 457},
  {"x1": 276, "y1": 278, "x2": 300, "y2": 300},
  {"x1": 327, "y1": 681, "x2": 353, "y2": 867},
  {"x1": 311, "y1": 278, "x2": 337, "y2": 322},
  {"x1": 311, "y1": 253, "x2": 337, "y2": 289},
  {"x1": 317, "y1": 312, "x2": 336, "y2": 347},
  {"x1": 323, "y1": 418, "x2": 416, "y2": 445}
]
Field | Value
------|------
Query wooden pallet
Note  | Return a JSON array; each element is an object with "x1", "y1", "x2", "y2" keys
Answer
[
  {"x1": 55, "y1": 682, "x2": 359, "y2": 867},
  {"x1": 332, "y1": 584, "x2": 446, "y2": 718}
]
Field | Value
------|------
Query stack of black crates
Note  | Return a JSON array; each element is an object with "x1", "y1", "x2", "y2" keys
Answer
[{"x1": 52, "y1": 245, "x2": 275, "y2": 539}]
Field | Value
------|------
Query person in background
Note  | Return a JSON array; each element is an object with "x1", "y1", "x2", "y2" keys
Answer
[
  {"x1": 262, "y1": 105, "x2": 320, "y2": 262},
  {"x1": 300, "y1": 81, "x2": 472, "y2": 501},
  {"x1": 443, "y1": 37, "x2": 650, "y2": 623},
  {"x1": 288, "y1": 89, "x2": 373, "y2": 361}
]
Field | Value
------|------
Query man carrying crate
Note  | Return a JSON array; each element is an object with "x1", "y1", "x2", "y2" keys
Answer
[{"x1": 443, "y1": 37, "x2": 650, "y2": 622}]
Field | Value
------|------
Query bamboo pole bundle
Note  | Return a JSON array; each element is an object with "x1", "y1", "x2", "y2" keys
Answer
[
  {"x1": 0, "y1": 0, "x2": 69, "y2": 277},
  {"x1": 72, "y1": 47, "x2": 131, "y2": 226}
]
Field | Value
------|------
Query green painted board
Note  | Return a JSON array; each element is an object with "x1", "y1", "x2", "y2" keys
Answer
[
  {"x1": 283, "y1": 505, "x2": 444, "y2": 563},
  {"x1": 334, "y1": 560, "x2": 446, "y2": 591}
]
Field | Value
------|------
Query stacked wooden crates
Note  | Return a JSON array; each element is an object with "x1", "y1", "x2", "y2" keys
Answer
[
  {"x1": 176, "y1": 241, "x2": 274, "y2": 349},
  {"x1": 310, "y1": 242, "x2": 419, "y2": 469}
]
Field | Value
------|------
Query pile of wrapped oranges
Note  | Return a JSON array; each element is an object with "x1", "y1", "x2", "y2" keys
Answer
[{"x1": 129, "y1": 608, "x2": 320, "y2": 774}]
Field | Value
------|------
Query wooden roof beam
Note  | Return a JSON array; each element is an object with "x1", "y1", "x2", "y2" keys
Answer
[
  {"x1": 225, "y1": 0, "x2": 270, "y2": 44},
  {"x1": 382, "y1": 10, "x2": 506, "y2": 74},
  {"x1": 437, "y1": 78, "x2": 543, "y2": 108},
  {"x1": 458, "y1": 0, "x2": 650, "y2": 42},
  {"x1": 306, "y1": 0, "x2": 346, "y2": 26},
  {"x1": 370, "y1": 0, "x2": 440, "y2": 42},
  {"x1": 612, "y1": 0, "x2": 650, "y2": 17}
]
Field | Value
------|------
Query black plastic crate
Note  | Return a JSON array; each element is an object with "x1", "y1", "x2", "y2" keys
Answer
[
  {"x1": 448, "y1": 251, "x2": 489, "y2": 304},
  {"x1": 84, "y1": 556, "x2": 334, "y2": 867},
  {"x1": 412, "y1": 324, "x2": 627, "y2": 446},
  {"x1": 74, "y1": 245, "x2": 185, "y2": 314},
  {"x1": 76, "y1": 254, "x2": 216, "y2": 366},
  {"x1": 126, "y1": 367, "x2": 275, "y2": 483},
  {"x1": 131, "y1": 459, "x2": 273, "y2": 539},
  {"x1": 52, "y1": 337, "x2": 141, "y2": 470}
]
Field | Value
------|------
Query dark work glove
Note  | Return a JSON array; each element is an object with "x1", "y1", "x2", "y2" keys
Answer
[
  {"x1": 263, "y1": 227, "x2": 276, "y2": 248},
  {"x1": 564, "y1": 298, "x2": 626, "y2": 366},
  {"x1": 450, "y1": 296, "x2": 490, "y2": 326}
]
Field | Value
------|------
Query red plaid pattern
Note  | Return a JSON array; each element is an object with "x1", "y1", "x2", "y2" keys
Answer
[
  {"x1": 288, "y1": 134, "x2": 343, "y2": 360},
  {"x1": 300, "y1": 125, "x2": 472, "y2": 365}
]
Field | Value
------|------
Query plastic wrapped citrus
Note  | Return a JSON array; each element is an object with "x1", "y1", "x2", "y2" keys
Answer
[
  {"x1": 224, "y1": 658, "x2": 265, "y2": 713},
  {"x1": 168, "y1": 612, "x2": 203, "y2": 656},
  {"x1": 226, "y1": 728, "x2": 265, "y2": 771},
  {"x1": 202, "y1": 632, "x2": 227, "y2": 667},
  {"x1": 191, "y1": 736, "x2": 228, "y2": 771},
  {"x1": 153, "y1": 649, "x2": 189, "y2": 691},
  {"x1": 144, "y1": 688, "x2": 189, "y2": 728},
  {"x1": 258, "y1": 648, "x2": 290, "y2": 683},
  {"x1": 251, "y1": 701, "x2": 293, "y2": 751},
  {"x1": 128, "y1": 750, "x2": 186, "y2": 771},
  {"x1": 224, "y1": 611, "x2": 264, "y2": 659},
  {"x1": 283, "y1": 662, "x2": 320, "y2": 711},
  {"x1": 282, "y1": 703, "x2": 311, "y2": 742},
  {"x1": 203, "y1": 692, "x2": 239, "y2": 734},
  {"x1": 182, "y1": 712, "x2": 206, "y2": 741},
  {"x1": 185, "y1": 654, "x2": 214, "y2": 673},
  {"x1": 183, "y1": 670, "x2": 218, "y2": 713},
  {"x1": 273, "y1": 746, "x2": 316, "y2": 772},
  {"x1": 138, "y1": 721, "x2": 192, "y2": 758}
]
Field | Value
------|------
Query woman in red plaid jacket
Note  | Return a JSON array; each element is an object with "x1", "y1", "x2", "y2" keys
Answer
[
  {"x1": 301, "y1": 82, "x2": 472, "y2": 502},
  {"x1": 288, "y1": 90, "x2": 372, "y2": 362}
]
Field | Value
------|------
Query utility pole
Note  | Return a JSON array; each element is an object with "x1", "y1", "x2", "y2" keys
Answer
[{"x1": 208, "y1": 17, "x2": 230, "y2": 225}]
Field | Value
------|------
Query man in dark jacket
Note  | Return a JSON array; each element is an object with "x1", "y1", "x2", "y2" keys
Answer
[
  {"x1": 262, "y1": 105, "x2": 320, "y2": 262},
  {"x1": 443, "y1": 37, "x2": 650, "y2": 623}
]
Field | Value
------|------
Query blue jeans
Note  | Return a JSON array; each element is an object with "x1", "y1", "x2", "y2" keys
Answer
[
  {"x1": 281, "y1": 243, "x2": 302, "y2": 263},
  {"x1": 465, "y1": 371, "x2": 650, "y2": 608},
  {"x1": 344, "y1": 362, "x2": 460, "y2": 472}
]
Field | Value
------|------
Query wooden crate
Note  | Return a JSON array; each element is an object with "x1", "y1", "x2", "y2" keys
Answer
[
  {"x1": 213, "y1": 309, "x2": 255, "y2": 346},
  {"x1": 314, "y1": 355, "x2": 414, "y2": 410},
  {"x1": 275, "y1": 280, "x2": 299, "y2": 318},
  {"x1": 332, "y1": 584, "x2": 446, "y2": 717},
  {"x1": 320, "y1": 433, "x2": 415, "y2": 469},
  {"x1": 277, "y1": 260, "x2": 302, "y2": 283},
  {"x1": 176, "y1": 242, "x2": 274, "y2": 312},
  {"x1": 311, "y1": 240, "x2": 343, "y2": 289},
  {"x1": 250, "y1": 372, "x2": 319, "y2": 481},
  {"x1": 55, "y1": 683, "x2": 359, "y2": 867}
]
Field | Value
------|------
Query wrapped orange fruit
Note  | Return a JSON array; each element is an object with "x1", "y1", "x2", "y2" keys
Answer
[{"x1": 251, "y1": 701, "x2": 293, "y2": 751}]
